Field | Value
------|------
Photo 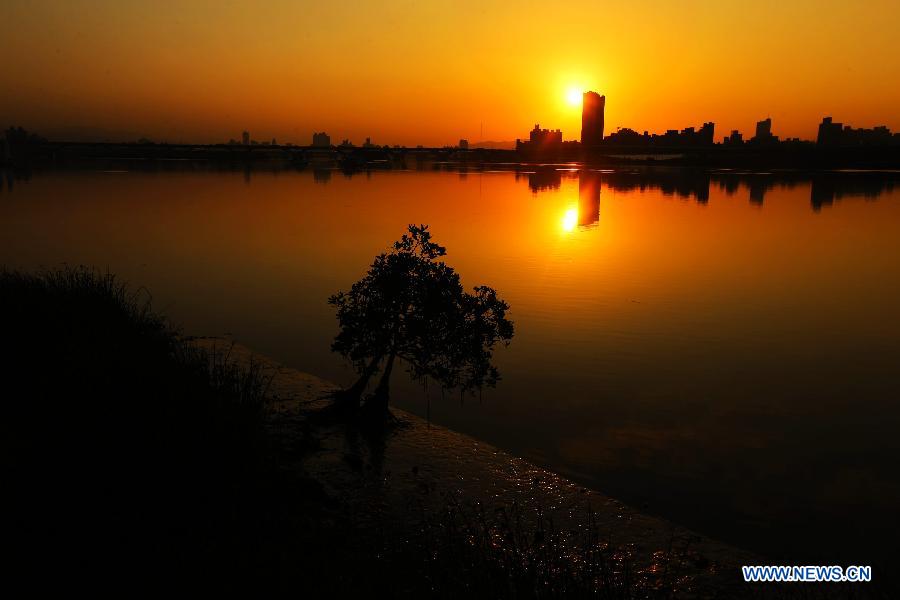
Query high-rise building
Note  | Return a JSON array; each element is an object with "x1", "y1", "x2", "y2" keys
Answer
[
  {"x1": 751, "y1": 118, "x2": 778, "y2": 144},
  {"x1": 312, "y1": 132, "x2": 331, "y2": 147},
  {"x1": 724, "y1": 130, "x2": 743, "y2": 145},
  {"x1": 817, "y1": 117, "x2": 895, "y2": 147},
  {"x1": 697, "y1": 122, "x2": 715, "y2": 145},
  {"x1": 241, "y1": 130, "x2": 250, "y2": 145},
  {"x1": 581, "y1": 91, "x2": 605, "y2": 146},
  {"x1": 527, "y1": 124, "x2": 562, "y2": 145}
]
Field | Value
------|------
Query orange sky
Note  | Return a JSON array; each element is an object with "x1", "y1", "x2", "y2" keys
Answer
[{"x1": 3, "y1": 0, "x2": 899, "y2": 145}]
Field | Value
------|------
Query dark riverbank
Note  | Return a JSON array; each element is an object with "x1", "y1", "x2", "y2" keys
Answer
[
  {"x1": 9, "y1": 266, "x2": 735, "y2": 596},
  {"x1": 0, "y1": 267, "x2": 886, "y2": 597},
  {"x1": 6, "y1": 138, "x2": 900, "y2": 171},
  {"x1": 197, "y1": 338, "x2": 768, "y2": 596}
]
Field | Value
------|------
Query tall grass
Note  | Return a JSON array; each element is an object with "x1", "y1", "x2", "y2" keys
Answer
[
  {"x1": 3, "y1": 267, "x2": 870, "y2": 597},
  {"x1": 0, "y1": 266, "x2": 272, "y2": 590}
]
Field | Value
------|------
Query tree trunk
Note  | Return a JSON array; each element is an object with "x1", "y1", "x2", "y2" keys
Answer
[
  {"x1": 334, "y1": 355, "x2": 380, "y2": 410},
  {"x1": 365, "y1": 350, "x2": 396, "y2": 418}
]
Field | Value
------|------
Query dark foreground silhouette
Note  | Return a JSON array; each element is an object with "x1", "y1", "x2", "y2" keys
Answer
[
  {"x1": 3, "y1": 268, "x2": 886, "y2": 598},
  {"x1": 0, "y1": 268, "x2": 289, "y2": 591},
  {"x1": 329, "y1": 225, "x2": 514, "y2": 421},
  {"x1": 0, "y1": 267, "x2": 635, "y2": 597},
  {"x1": 0, "y1": 268, "x2": 684, "y2": 597}
]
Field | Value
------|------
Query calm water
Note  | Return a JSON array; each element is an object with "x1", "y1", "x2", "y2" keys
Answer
[{"x1": 3, "y1": 166, "x2": 899, "y2": 563}]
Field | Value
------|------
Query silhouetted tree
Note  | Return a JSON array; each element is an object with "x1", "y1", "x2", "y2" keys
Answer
[{"x1": 329, "y1": 225, "x2": 514, "y2": 419}]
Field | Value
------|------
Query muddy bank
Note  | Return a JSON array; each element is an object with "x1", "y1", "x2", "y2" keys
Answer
[{"x1": 193, "y1": 338, "x2": 776, "y2": 597}]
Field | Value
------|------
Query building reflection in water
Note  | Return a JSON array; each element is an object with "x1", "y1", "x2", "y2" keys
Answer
[
  {"x1": 809, "y1": 174, "x2": 896, "y2": 211},
  {"x1": 578, "y1": 171, "x2": 601, "y2": 227},
  {"x1": 518, "y1": 167, "x2": 898, "y2": 213},
  {"x1": 523, "y1": 167, "x2": 562, "y2": 193},
  {"x1": 313, "y1": 168, "x2": 332, "y2": 184}
]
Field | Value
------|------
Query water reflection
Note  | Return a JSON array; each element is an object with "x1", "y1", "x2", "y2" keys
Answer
[
  {"x1": 521, "y1": 167, "x2": 562, "y2": 193},
  {"x1": 313, "y1": 168, "x2": 332, "y2": 184},
  {"x1": 0, "y1": 167, "x2": 31, "y2": 193},
  {"x1": 561, "y1": 207, "x2": 578, "y2": 232},
  {"x1": 2, "y1": 166, "x2": 900, "y2": 566},
  {"x1": 578, "y1": 171, "x2": 601, "y2": 227},
  {"x1": 513, "y1": 167, "x2": 899, "y2": 212},
  {"x1": 5, "y1": 162, "x2": 898, "y2": 215}
]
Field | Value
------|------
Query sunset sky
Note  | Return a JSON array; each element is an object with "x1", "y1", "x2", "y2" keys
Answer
[{"x1": 3, "y1": 0, "x2": 899, "y2": 145}]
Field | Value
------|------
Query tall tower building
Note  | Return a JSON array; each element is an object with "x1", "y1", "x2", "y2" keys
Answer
[
  {"x1": 581, "y1": 91, "x2": 605, "y2": 146},
  {"x1": 755, "y1": 118, "x2": 772, "y2": 139}
]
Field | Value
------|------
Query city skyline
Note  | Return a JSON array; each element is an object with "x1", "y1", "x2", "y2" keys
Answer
[
  {"x1": 56, "y1": 105, "x2": 900, "y2": 149},
  {"x1": 3, "y1": 1, "x2": 900, "y2": 145}
]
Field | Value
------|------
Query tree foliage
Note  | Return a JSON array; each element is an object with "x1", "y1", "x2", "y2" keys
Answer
[{"x1": 328, "y1": 225, "x2": 514, "y2": 416}]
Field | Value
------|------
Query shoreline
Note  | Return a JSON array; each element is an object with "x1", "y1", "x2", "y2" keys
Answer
[
  {"x1": 196, "y1": 337, "x2": 763, "y2": 596},
  {"x1": 6, "y1": 139, "x2": 900, "y2": 171}
]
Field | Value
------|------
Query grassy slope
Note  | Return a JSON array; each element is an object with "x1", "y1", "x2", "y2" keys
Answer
[
  {"x1": 0, "y1": 268, "x2": 320, "y2": 591},
  {"x1": 2, "y1": 268, "x2": 854, "y2": 598}
]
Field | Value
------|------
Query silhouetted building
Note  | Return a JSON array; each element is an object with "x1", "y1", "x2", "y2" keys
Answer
[
  {"x1": 362, "y1": 137, "x2": 376, "y2": 148},
  {"x1": 241, "y1": 131, "x2": 250, "y2": 146},
  {"x1": 817, "y1": 117, "x2": 896, "y2": 147},
  {"x1": 605, "y1": 127, "x2": 646, "y2": 145},
  {"x1": 696, "y1": 122, "x2": 715, "y2": 145},
  {"x1": 581, "y1": 91, "x2": 605, "y2": 147},
  {"x1": 529, "y1": 124, "x2": 562, "y2": 145},
  {"x1": 312, "y1": 132, "x2": 331, "y2": 147},
  {"x1": 724, "y1": 130, "x2": 743, "y2": 145},
  {"x1": 516, "y1": 124, "x2": 563, "y2": 152},
  {"x1": 459, "y1": 139, "x2": 469, "y2": 150},
  {"x1": 751, "y1": 118, "x2": 778, "y2": 145},
  {"x1": 606, "y1": 122, "x2": 714, "y2": 147},
  {"x1": 817, "y1": 117, "x2": 842, "y2": 146}
]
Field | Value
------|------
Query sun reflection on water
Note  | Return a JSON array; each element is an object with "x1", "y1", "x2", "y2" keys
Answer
[{"x1": 561, "y1": 207, "x2": 578, "y2": 232}]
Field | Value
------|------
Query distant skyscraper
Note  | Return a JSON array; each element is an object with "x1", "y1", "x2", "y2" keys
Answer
[
  {"x1": 816, "y1": 117, "x2": 895, "y2": 147},
  {"x1": 459, "y1": 139, "x2": 469, "y2": 150},
  {"x1": 527, "y1": 124, "x2": 562, "y2": 145},
  {"x1": 697, "y1": 122, "x2": 715, "y2": 145},
  {"x1": 725, "y1": 130, "x2": 743, "y2": 145},
  {"x1": 241, "y1": 130, "x2": 250, "y2": 145},
  {"x1": 751, "y1": 118, "x2": 778, "y2": 144},
  {"x1": 581, "y1": 91, "x2": 605, "y2": 146},
  {"x1": 312, "y1": 132, "x2": 331, "y2": 147}
]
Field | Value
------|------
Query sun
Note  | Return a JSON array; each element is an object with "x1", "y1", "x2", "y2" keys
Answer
[{"x1": 565, "y1": 87, "x2": 583, "y2": 107}]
